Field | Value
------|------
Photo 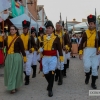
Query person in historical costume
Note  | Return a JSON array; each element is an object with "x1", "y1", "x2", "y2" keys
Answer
[
  {"x1": 54, "y1": 22, "x2": 70, "y2": 84},
  {"x1": 79, "y1": 14, "x2": 100, "y2": 89},
  {"x1": 20, "y1": 20, "x2": 35, "y2": 85},
  {"x1": 3, "y1": 25, "x2": 27, "y2": 94},
  {"x1": 0, "y1": 32, "x2": 4, "y2": 65},
  {"x1": 31, "y1": 27, "x2": 39, "y2": 78},
  {"x1": 38, "y1": 27, "x2": 45, "y2": 72},
  {"x1": 38, "y1": 20, "x2": 64, "y2": 97},
  {"x1": 63, "y1": 29, "x2": 71, "y2": 77},
  {"x1": 71, "y1": 33, "x2": 78, "y2": 58}
]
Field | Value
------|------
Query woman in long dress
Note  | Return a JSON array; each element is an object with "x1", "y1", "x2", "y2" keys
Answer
[
  {"x1": 71, "y1": 34, "x2": 78, "y2": 58},
  {"x1": 4, "y1": 25, "x2": 27, "y2": 94}
]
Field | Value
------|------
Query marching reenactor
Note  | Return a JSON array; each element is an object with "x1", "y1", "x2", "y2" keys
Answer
[
  {"x1": 38, "y1": 20, "x2": 64, "y2": 97},
  {"x1": 20, "y1": 20, "x2": 35, "y2": 85},
  {"x1": 55, "y1": 22, "x2": 70, "y2": 84},
  {"x1": 79, "y1": 14, "x2": 100, "y2": 89},
  {"x1": 63, "y1": 29, "x2": 71, "y2": 77},
  {"x1": 31, "y1": 27, "x2": 39, "y2": 78},
  {"x1": 38, "y1": 27, "x2": 45, "y2": 72}
]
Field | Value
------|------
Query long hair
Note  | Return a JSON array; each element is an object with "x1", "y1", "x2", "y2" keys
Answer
[{"x1": 10, "y1": 25, "x2": 19, "y2": 36}]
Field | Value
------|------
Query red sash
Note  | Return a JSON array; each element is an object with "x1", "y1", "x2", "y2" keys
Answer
[
  {"x1": 43, "y1": 50, "x2": 57, "y2": 56},
  {"x1": 39, "y1": 50, "x2": 57, "y2": 71}
]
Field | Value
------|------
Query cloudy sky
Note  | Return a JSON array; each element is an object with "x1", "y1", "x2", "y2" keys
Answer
[{"x1": 37, "y1": 0, "x2": 100, "y2": 25}]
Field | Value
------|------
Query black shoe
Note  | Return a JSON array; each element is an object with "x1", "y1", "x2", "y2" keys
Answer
[
  {"x1": 32, "y1": 65, "x2": 37, "y2": 78},
  {"x1": 25, "y1": 81, "x2": 29, "y2": 85},
  {"x1": 55, "y1": 76, "x2": 58, "y2": 81},
  {"x1": 58, "y1": 81, "x2": 62, "y2": 85},
  {"x1": 48, "y1": 90, "x2": 53, "y2": 97},
  {"x1": 67, "y1": 60, "x2": 70, "y2": 68},
  {"x1": 85, "y1": 72, "x2": 90, "y2": 84},
  {"x1": 25, "y1": 76, "x2": 29, "y2": 85},
  {"x1": 55, "y1": 69, "x2": 58, "y2": 81},
  {"x1": 32, "y1": 74, "x2": 36, "y2": 78},
  {"x1": 58, "y1": 70, "x2": 63, "y2": 85},
  {"x1": 91, "y1": 76, "x2": 97, "y2": 89},
  {"x1": 63, "y1": 73, "x2": 67, "y2": 78},
  {"x1": 91, "y1": 83, "x2": 97, "y2": 89}
]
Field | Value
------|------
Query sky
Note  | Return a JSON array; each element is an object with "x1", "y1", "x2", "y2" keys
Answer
[{"x1": 37, "y1": 0, "x2": 100, "y2": 25}]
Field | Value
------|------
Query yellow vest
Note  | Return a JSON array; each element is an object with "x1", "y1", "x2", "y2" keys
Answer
[
  {"x1": 20, "y1": 33, "x2": 29, "y2": 50},
  {"x1": 86, "y1": 29, "x2": 96, "y2": 47}
]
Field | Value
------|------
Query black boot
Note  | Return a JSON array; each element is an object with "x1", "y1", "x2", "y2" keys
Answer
[
  {"x1": 85, "y1": 72, "x2": 91, "y2": 84},
  {"x1": 67, "y1": 59, "x2": 70, "y2": 68},
  {"x1": 91, "y1": 76, "x2": 97, "y2": 89},
  {"x1": 32, "y1": 65, "x2": 37, "y2": 78},
  {"x1": 48, "y1": 71, "x2": 54, "y2": 97},
  {"x1": 25, "y1": 75, "x2": 30, "y2": 85},
  {"x1": 55, "y1": 69, "x2": 58, "y2": 81},
  {"x1": 63, "y1": 64, "x2": 67, "y2": 78},
  {"x1": 23, "y1": 71, "x2": 26, "y2": 81},
  {"x1": 44, "y1": 74, "x2": 50, "y2": 91},
  {"x1": 58, "y1": 70, "x2": 63, "y2": 85}
]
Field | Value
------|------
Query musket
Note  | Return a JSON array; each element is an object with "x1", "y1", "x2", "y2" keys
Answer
[
  {"x1": 95, "y1": 8, "x2": 98, "y2": 39},
  {"x1": 66, "y1": 17, "x2": 68, "y2": 31},
  {"x1": 60, "y1": 12, "x2": 65, "y2": 48}
]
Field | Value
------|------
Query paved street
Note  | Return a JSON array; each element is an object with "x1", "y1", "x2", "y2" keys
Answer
[{"x1": 0, "y1": 57, "x2": 100, "y2": 100}]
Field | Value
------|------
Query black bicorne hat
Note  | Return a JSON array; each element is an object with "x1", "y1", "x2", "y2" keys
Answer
[{"x1": 44, "y1": 20, "x2": 54, "y2": 28}]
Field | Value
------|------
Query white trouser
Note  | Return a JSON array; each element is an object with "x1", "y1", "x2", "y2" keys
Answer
[
  {"x1": 32, "y1": 51, "x2": 38, "y2": 65},
  {"x1": 97, "y1": 54, "x2": 100, "y2": 65},
  {"x1": 42, "y1": 56, "x2": 57, "y2": 74},
  {"x1": 63, "y1": 51, "x2": 70, "y2": 64},
  {"x1": 23, "y1": 51, "x2": 33, "y2": 75},
  {"x1": 56, "y1": 50, "x2": 64, "y2": 70},
  {"x1": 83, "y1": 48, "x2": 99, "y2": 76}
]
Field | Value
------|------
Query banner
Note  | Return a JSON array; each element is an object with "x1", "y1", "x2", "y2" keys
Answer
[
  {"x1": 11, "y1": 0, "x2": 25, "y2": 17},
  {"x1": 0, "y1": 0, "x2": 10, "y2": 12}
]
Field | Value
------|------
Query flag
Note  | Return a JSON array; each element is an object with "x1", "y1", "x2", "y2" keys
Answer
[
  {"x1": 11, "y1": 0, "x2": 25, "y2": 17},
  {"x1": 0, "y1": 0, "x2": 10, "y2": 12},
  {"x1": 0, "y1": 10, "x2": 9, "y2": 21}
]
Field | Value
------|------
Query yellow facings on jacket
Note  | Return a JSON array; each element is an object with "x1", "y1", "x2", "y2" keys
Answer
[
  {"x1": 0, "y1": 36, "x2": 3, "y2": 42},
  {"x1": 86, "y1": 29, "x2": 96, "y2": 47},
  {"x1": 79, "y1": 29, "x2": 96, "y2": 55},
  {"x1": 38, "y1": 36, "x2": 43, "y2": 43},
  {"x1": 55, "y1": 31, "x2": 63, "y2": 45},
  {"x1": 43, "y1": 34, "x2": 56, "y2": 50},
  {"x1": 7, "y1": 34, "x2": 17, "y2": 54},
  {"x1": 20, "y1": 33, "x2": 29, "y2": 50}
]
